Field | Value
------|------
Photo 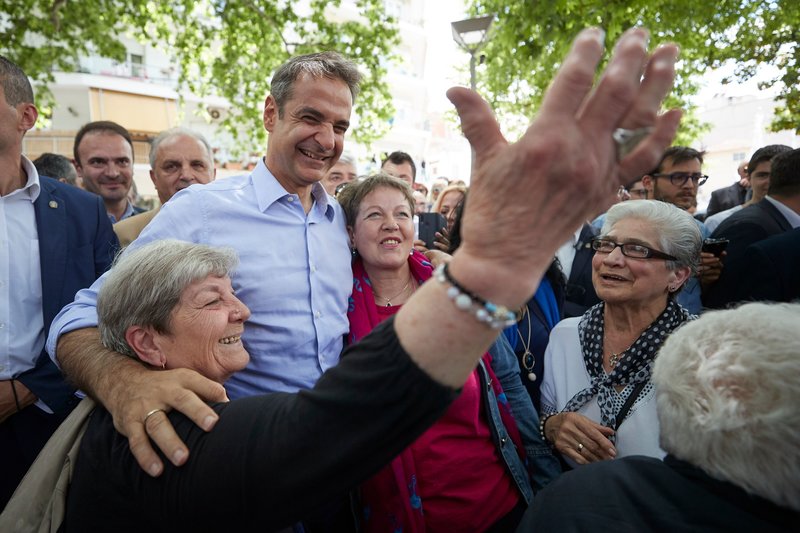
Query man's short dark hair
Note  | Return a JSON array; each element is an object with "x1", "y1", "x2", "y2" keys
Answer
[
  {"x1": 768, "y1": 148, "x2": 800, "y2": 197},
  {"x1": 33, "y1": 153, "x2": 77, "y2": 185},
  {"x1": 652, "y1": 146, "x2": 705, "y2": 174},
  {"x1": 381, "y1": 151, "x2": 416, "y2": 179},
  {"x1": 0, "y1": 55, "x2": 34, "y2": 106},
  {"x1": 73, "y1": 121, "x2": 134, "y2": 164},
  {"x1": 747, "y1": 144, "x2": 791, "y2": 176},
  {"x1": 270, "y1": 52, "x2": 361, "y2": 117}
]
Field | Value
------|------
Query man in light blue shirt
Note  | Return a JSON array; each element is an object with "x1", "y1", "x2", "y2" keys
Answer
[{"x1": 47, "y1": 51, "x2": 361, "y2": 476}]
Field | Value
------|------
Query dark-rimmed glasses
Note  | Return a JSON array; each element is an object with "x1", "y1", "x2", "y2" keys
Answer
[
  {"x1": 652, "y1": 172, "x2": 708, "y2": 187},
  {"x1": 591, "y1": 238, "x2": 677, "y2": 261}
]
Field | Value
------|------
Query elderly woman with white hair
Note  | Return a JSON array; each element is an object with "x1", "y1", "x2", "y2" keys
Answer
[
  {"x1": 540, "y1": 200, "x2": 701, "y2": 467},
  {"x1": 519, "y1": 302, "x2": 800, "y2": 530}
]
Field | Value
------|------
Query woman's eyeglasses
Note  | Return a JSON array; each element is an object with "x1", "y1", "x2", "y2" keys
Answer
[{"x1": 591, "y1": 238, "x2": 677, "y2": 261}]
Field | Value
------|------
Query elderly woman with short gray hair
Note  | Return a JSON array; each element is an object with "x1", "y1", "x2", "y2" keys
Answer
[
  {"x1": 53, "y1": 239, "x2": 467, "y2": 530},
  {"x1": 540, "y1": 200, "x2": 701, "y2": 468}
]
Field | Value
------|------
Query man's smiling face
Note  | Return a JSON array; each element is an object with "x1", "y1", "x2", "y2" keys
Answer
[{"x1": 263, "y1": 73, "x2": 352, "y2": 194}]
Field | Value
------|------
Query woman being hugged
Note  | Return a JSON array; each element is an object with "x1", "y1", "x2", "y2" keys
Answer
[
  {"x1": 540, "y1": 200, "x2": 700, "y2": 468},
  {"x1": 338, "y1": 174, "x2": 558, "y2": 532}
]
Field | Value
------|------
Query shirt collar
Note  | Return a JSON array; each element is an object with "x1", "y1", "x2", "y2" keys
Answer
[
  {"x1": 765, "y1": 196, "x2": 800, "y2": 229},
  {"x1": 253, "y1": 158, "x2": 335, "y2": 221},
  {"x1": 109, "y1": 201, "x2": 135, "y2": 223},
  {"x1": 16, "y1": 156, "x2": 42, "y2": 202}
]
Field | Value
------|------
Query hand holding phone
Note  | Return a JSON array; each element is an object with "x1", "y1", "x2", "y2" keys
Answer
[{"x1": 702, "y1": 238, "x2": 729, "y2": 257}]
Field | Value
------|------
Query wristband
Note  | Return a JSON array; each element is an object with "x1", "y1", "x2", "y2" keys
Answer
[
  {"x1": 435, "y1": 263, "x2": 517, "y2": 330},
  {"x1": 10, "y1": 379, "x2": 22, "y2": 412}
]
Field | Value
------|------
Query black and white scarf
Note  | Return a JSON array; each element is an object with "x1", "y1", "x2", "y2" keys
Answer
[{"x1": 562, "y1": 299, "x2": 693, "y2": 439}]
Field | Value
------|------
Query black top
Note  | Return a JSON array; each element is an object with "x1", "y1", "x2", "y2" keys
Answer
[
  {"x1": 63, "y1": 318, "x2": 457, "y2": 532},
  {"x1": 517, "y1": 455, "x2": 797, "y2": 532}
]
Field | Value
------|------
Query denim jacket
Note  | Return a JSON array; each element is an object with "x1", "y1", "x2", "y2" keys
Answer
[{"x1": 486, "y1": 335, "x2": 562, "y2": 503}]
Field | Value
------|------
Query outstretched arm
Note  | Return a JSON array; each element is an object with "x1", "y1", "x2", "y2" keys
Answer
[{"x1": 397, "y1": 28, "x2": 680, "y2": 383}]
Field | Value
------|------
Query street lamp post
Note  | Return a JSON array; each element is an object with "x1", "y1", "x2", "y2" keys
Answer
[{"x1": 451, "y1": 15, "x2": 494, "y2": 91}]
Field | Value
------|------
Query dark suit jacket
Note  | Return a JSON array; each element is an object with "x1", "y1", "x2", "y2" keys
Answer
[
  {"x1": 704, "y1": 199, "x2": 792, "y2": 308},
  {"x1": 563, "y1": 224, "x2": 600, "y2": 318},
  {"x1": 15, "y1": 176, "x2": 118, "y2": 415},
  {"x1": 734, "y1": 228, "x2": 800, "y2": 303},
  {"x1": 706, "y1": 182, "x2": 747, "y2": 217}
]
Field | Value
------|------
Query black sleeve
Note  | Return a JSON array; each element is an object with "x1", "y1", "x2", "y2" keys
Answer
[{"x1": 75, "y1": 317, "x2": 457, "y2": 532}]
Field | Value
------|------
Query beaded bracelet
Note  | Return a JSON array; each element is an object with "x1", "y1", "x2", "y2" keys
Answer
[
  {"x1": 434, "y1": 263, "x2": 517, "y2": 330},
  {"x1": 539, "y1": 412, "x2": 558, "y2": 444}
]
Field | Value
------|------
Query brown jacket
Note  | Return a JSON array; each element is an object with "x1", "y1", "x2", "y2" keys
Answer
[{"x1": 113, "y1": 206, "x2": 159, "y2": 248}]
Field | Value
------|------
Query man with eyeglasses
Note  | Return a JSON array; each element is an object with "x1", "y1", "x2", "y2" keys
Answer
[{"x1": 641, "y1": 146, "x2": 720, "y2": 313}]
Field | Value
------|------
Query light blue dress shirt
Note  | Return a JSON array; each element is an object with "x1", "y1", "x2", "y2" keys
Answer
[
  {"x1": 1, "y1": 158, "x2": 44, "y2": 379},
  {"x1": 47, "y1": 159, "x2": 352, "y2": 397}
]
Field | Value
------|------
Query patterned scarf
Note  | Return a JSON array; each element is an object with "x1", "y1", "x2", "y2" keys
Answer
[{"x1": 562, "y1": 299, "x2": 692, "y2": 437}]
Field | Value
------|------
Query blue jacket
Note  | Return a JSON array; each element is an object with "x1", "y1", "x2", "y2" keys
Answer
[
  {"x1": 486, "y1": 335, "x2": 562, "y2": 502},
  {"x1": 15, "y1": 176, "x2": 118, "y2": 415}
]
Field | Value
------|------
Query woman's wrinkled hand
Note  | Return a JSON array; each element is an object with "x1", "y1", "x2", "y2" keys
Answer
[{"x1": 544, "y1": 412, "x2": 617, "y2": 465}]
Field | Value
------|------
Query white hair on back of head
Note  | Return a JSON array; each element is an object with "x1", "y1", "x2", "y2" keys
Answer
[{"x1": 653, "y1": 302, "x2": 800, "y2": 510}]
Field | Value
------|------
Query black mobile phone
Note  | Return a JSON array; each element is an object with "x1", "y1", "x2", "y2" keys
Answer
[
  {"x1": 417, "y1": 212, "x2": 447, "y2": 249},
  {"x1": 702, "y1": 238, "x2": 729, "y2": 257}
]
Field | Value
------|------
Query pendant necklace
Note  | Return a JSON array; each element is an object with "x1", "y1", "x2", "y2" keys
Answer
[
  {"x1": 517, "y1": 307, "x2": 537, "y2": 382},
  {"x1": 374, "y1": 276, "x2": 413, "y2": 307},
  {"x1": 606, "y1": 334, "x2": 634, "y2": 370}
]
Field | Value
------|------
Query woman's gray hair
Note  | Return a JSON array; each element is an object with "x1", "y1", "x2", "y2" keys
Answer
[
  {"x1": 601, "y1": 200, "x2": 701, "y2": 274},
  {"x1": 97, "y1": 240, "x2": 238, "y2": 358},
  {"x1": 654, "y1": 302, "x2": 800, "y2": 511}
]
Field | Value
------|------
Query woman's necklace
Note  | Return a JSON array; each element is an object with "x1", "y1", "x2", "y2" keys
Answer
[
  {"x1": 605, "y1": 333, "x2": 635, "y2": 370},
  {"x1": 373, "y1": 276, "x2": 414, "y2": 307},
  {"x1": 517, "y1": 307, "x2": 537, "y2": 382}
]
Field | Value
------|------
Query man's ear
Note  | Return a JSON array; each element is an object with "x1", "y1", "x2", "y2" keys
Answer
[
  {"x1": 641, "y1": 174, "x2": 655, "y2": 193},
  {"x1": 263, "y1": 95, "x2": 278, "y2": 133},
  {"x1": 18, "y1": 103, "x2": 38, "y2": 133},
  {"x1": 125, "y1": 325, "x2": 166, "y2": 368}
]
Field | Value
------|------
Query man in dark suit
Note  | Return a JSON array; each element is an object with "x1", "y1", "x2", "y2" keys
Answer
[
  {"x1": 734, "y1": 228, "x2": 800, "y2": 303},
  {"x1": 705, "y1": 160, "x2": 749, "y2": 217},
  {"x1": 558, "y1": 223, "x2": 601, "y2": 317},
  {"x1": 0, "y1": 56, "x2": 117, "y2": 508},
  {"x1": 704, "y1": 148, "x2": 800, "y2": 308}
]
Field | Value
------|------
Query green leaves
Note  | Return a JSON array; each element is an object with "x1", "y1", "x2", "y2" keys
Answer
[
  {"x1": 464, "y1": 0, "x2": 799, "y2": 140},
  {"x1": 0, "y1": 0, "x2": 398, "y2": 149}
]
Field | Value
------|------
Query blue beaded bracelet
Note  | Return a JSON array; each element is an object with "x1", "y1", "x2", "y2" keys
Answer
[{"x1": 434, "y1": 263, "x2": 517, "y2": 330}]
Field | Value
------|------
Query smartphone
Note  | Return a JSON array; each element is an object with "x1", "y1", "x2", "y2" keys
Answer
[
  {"x1": 417, "y1": 212, "x2": 447, "y2": 249},
  {"x1": 702, "y1": 238, "x2": 729, "y2": 257}
]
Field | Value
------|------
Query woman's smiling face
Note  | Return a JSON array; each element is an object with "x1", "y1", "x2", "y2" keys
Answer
[{"x1": 154, "y1": 275, "x2": 251, "y2": 383}]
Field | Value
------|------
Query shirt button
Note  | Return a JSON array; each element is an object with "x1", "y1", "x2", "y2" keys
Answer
[
  {"x1": 310, "y1": 265, "x2": 317, "y2": 273},
  {"x1": 287, "y1": 196, "x2": 295, "y2": 202},
  {"x1": 314, "y1": 311, "x2": 321, "y2": 319},
  {"x1": 0, "y1": 323, "x2": 5, "y2": 329}
]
